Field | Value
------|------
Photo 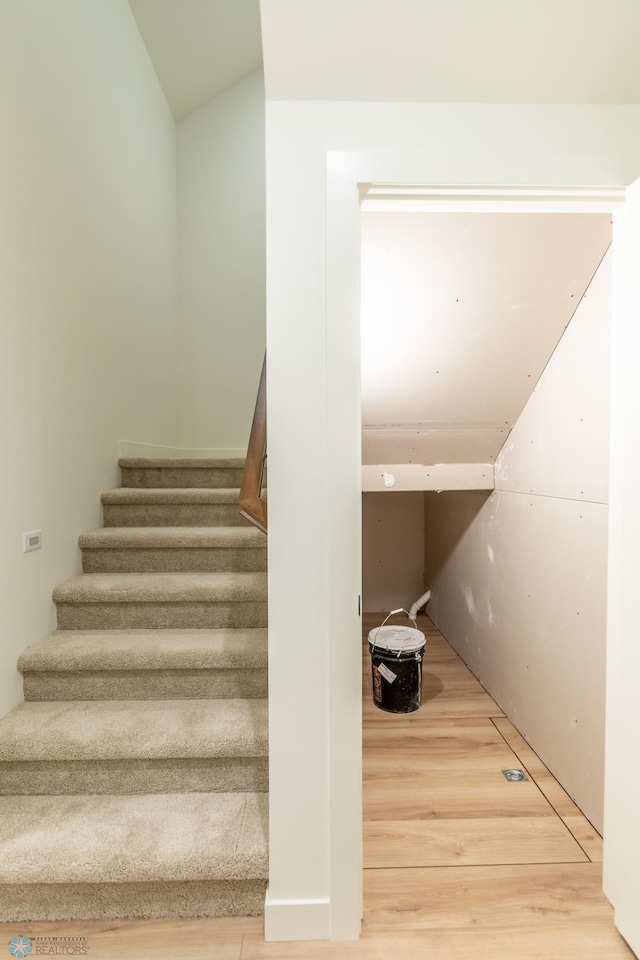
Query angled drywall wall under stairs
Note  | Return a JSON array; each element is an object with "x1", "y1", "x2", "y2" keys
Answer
[
  {"x1": 361, "y1": 212, "x2": 612, "y2": 467},
  {"x1": 425, "y1": 248, "x2": 611, "y2": 832}
]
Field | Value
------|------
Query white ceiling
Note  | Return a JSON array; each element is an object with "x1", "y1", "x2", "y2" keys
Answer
[
  {"x1": 128, "y1": 0, "x2": 262, "y2": 121},
  {"x1": 361, "y1": 212, "x2": 612, "y2": 465},
  {"x1": 261, "y1": 0, "x2": 640, "y2": 102},
  {"x1": 127, "y1": 1, "x2": 640, "y2": 120}
]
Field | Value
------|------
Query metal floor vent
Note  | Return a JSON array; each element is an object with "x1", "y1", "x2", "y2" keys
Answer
[{"x1": 502, "y1": 769, "x2": 529, "y2": 782}]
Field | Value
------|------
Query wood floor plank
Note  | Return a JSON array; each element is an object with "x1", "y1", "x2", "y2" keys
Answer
[
  {"x1": 364, "y1": 745, "x2": 527, "y2": 769},
  {"x1": 358, "y1": 862, "x2": 636, "y2": 959},
  {"x1": 364, "y1": 816, "x2": 589, "y2": 868},
  {"x1": 241, "y1": 939, "x2": 332, "y2": 959},
  {"x1": 0, "y1": 916, "x2": 259, "y2": 959},
  {"x1": 363, "y1": 716, "x2": 542, "y2": 769},
  {"x1": 563, "y1": 815, "x2": 604, "y2": 862},
  {"x1": 330, "y1": 924, "x2": 633, "y2": 960},
  {"x1": 363, "y1": 767, "x2": 558, "y2": 820},
  {"x1": 242, "y1": 923, "x2": 633, "y2": 960},
  {"x1": 363, "y1": 715, "x2": 502, "y2": 741},
  {"x1": 362, "y1": 862, "x2": 613, "y2": 930}
]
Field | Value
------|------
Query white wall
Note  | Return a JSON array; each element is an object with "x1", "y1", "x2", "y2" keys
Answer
[
  {"x1": 603, "y1": 183, "x2": 640, "y2": 954},
  {"x1": 362, "y1": 493, "x2": 425, "y2": 612},
  {"x1": 425, "y1": 251, "x2": 612, "y2": 830},
  {"x1": 177, "y1": 70, "x2": 265, "y2": 455},
  {"x1": 0, "y1": 0, "x2": 178, "y2": 714},
  {"x1": 261, "y1": 93, "x2": 640, "y2": 940}
]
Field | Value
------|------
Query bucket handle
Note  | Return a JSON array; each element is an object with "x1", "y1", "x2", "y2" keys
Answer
[{"x1": 371, "y1": 608, "x2": 418, "y2": 658}]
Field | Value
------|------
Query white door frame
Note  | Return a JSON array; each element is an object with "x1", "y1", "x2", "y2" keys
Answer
[{"x1": 325, "y1": 151, "x2": 626, "y2": 938}]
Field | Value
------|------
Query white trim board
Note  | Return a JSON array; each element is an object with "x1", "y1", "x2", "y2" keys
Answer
[
  {"x1": 324, "y1": 156, "x2": 628, "y2": 940},
  {"x1": 118, "y1": 440, "x2": 247, "y2": 460},
  {"x1": 264, "y1": 895, "x2": 331, "y2": 942},
  {"x1": 361, "y1": 183, "x2": 626, "y2": 212}
]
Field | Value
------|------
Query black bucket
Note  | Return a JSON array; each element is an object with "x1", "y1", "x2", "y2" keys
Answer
[{"x1": 368, "y1": 609, "x2": 426, "y2": 714}]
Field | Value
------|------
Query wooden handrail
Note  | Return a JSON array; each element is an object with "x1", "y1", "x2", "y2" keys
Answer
[{"x1": 239, "y1": 355, "x2": 267, "y2": 534}]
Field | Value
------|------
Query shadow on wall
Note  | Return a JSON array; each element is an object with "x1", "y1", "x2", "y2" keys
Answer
[
  {"x1": 362, "y1": 491, "x2": 427, "y2": 612},
  {"x1": 424, "y1": 491, "x2": 492, "y2": 600}
]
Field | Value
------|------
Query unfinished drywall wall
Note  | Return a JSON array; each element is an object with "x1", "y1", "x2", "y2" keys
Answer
[
  {"x1": 361, "y1": 212, "x2": 611, "y2": 466},
  {"x1": 177, "y1": 70, "x2": 265, "y2": 455},
  {"x1": 362, "y1": 493, "x2": 425, "y2": 612},
  {"x1": 0, "y1": 0, "x2": 178, "y2": 714},
  {"x1": 425, "y1": 248, "x2": 611, "y2": 831}
]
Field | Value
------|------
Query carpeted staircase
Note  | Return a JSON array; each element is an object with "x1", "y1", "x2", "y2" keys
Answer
[{"x1": 0, "y1": 458, "x2": 268, "y2": 922}]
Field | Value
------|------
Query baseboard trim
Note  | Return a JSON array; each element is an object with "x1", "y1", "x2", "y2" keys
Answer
[
  {"x1": 264, "y1": 893, "x2": 330, "y2": 942},
  {"x1": 118, "y1": 440, "x2": 247, "y2": 460}
]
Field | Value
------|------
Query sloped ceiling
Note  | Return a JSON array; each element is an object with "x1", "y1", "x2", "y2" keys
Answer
[
  {"x1": 128, "y1": 0, "x2": 262, "y2": 121},
  {"x1": 361, "y1": 212, "x2": 612, "y2": 465},
  {"x1": 127, "y1": 1, "x2": 640, "y2": 116},
  {"x1": 261, "y1": 0, "x2": 640, "y2": 102}
]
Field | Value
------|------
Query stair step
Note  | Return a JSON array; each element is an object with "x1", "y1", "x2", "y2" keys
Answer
[
  {"x1": 0, "y1": 699, "x2": 268, "y2": 794},
  {"x1": 0, "y1": 454, "x2": 271, "y2": 920},
  {"x1": 101, "y1": 487, "x2": 248, "y2": 527},
  {"x1": 53, "y1": 572, "x2": 268, "y2": 629},
  {"x1": 0, "y1": 791, "x2": 267, "y2": 920},
  {"x1": 120, "y1": 458, "x2": 245, "y2": 490},
  {"x1": 80, "y1": 526, "x2": 267, "y2": 573},
  {"x1": 18, "y1": 628, "x2": 268, "y2": 700}
]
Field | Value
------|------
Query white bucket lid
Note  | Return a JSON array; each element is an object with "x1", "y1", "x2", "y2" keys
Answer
[{"x1": 368, "y1": 625, "x2": 426, "y2": 654}]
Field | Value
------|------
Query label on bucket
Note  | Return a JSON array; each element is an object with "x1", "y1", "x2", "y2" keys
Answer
[
  {"x1": 378, "y1": 663, "x2": 397, "y2": 684},
  {"x1": 372, "y1": 665, "x2": 383, "y2": 702}
]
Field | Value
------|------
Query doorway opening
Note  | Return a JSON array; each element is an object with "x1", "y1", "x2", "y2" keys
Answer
[{"x1": 360, "y1": 205, "x2": 613, "y2": 896}]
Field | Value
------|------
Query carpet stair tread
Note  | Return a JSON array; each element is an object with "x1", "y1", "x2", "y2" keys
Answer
[
  {"x1": 18, "y1": 628, "x2": 268, "y2": 672},
  {"x1": 119, "y1": 460, "x2": 246, "y2": 490},
  {"x1": 53, "y1": 572, "x2": 267, "y2": 604},
  {"x1": 0, "y1": 792, "x2": 268, "y2": 885},
  {"x1": 102, "y1": 488, "x2": 241, "y2": 505},
  {"x1": 0, "y1": 698, "x2": 268, "y2": 761},
  {"x1": 79, "y1": 526, "x2": 266, "y2": 549}
]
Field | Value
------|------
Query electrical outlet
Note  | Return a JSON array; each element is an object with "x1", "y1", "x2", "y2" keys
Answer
[{"x1": 23, "y1": 530, "x2": 42, "y2": 553}]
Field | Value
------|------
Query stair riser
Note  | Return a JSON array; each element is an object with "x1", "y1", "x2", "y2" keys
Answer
[
  {"x1": 0, "y1": 879, "x2": 266, "y2": 921},
  {"x1": 121, "y1": 466, "x2": 244, "y2": 489},
  {"x1": 0, "y1": 758, "x2": 268, "y2": 796},
  {"x1": 56, "y1": 602, "x2": 268, "y2": 630},
  {"x1": 23, "y1": 668, "x2": 268, "y2": 700},
  {"x1": 82, "y1": 547, "x2": 267, "y2": 574},
  {"x1": 103, "y1": 504, "x2": 249, "y2": 527}
]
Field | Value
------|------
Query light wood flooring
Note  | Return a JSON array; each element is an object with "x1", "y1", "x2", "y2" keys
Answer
[{"x1": 0, "y1": 614, "x2": 634, "y2": 959}]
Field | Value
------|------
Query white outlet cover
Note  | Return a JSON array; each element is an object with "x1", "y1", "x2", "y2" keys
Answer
[{"x1": 23, "y1": 530, "x2": 42, "y2": 552}]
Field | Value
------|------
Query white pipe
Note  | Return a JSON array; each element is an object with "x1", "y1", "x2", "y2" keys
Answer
[{"x1": 409, "y1": 589, "x2": 431, "y2": 620}]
